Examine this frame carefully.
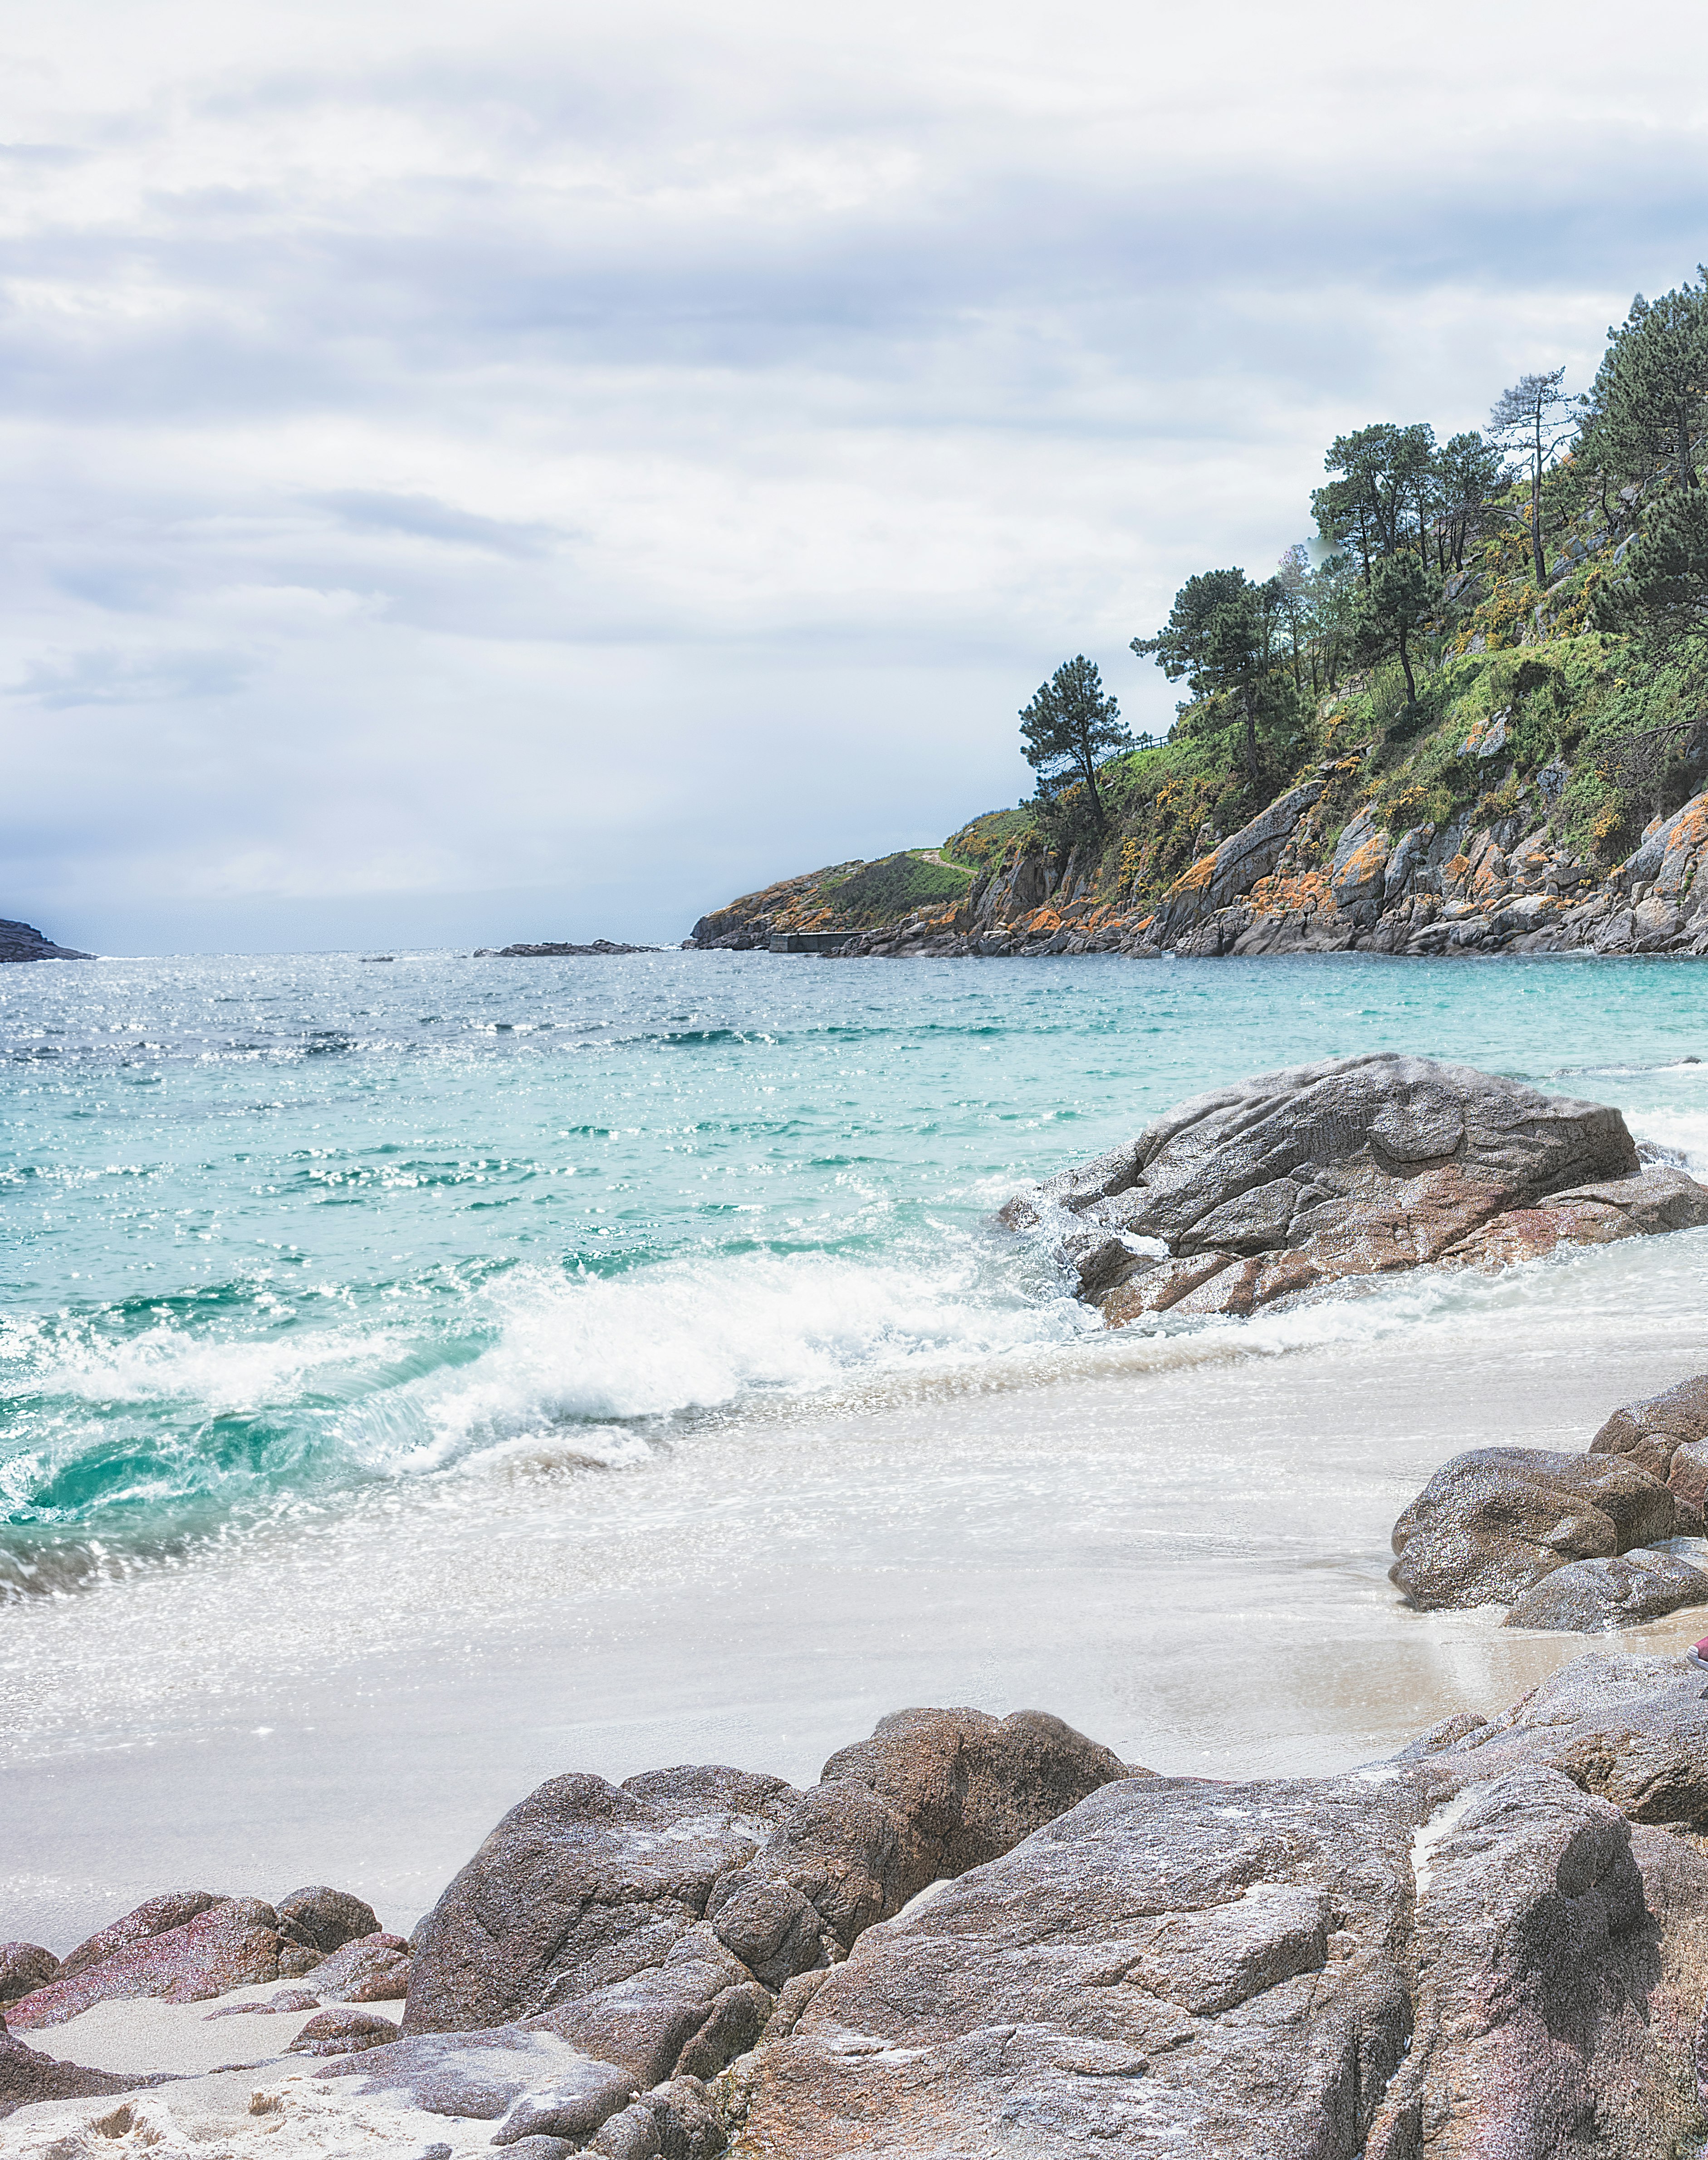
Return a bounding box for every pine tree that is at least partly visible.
[1488,370,1575,587]
[1017,656,1132,828]
[1586,275,1708,495]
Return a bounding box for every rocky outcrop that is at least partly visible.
[293,1930,410,2002]
[401,1708,1130,2080]
[1591,1371,1708,1523]
[723,1672,1708,2159]
[702,781,1708,963]
[6,1899,315,2030]
[1361,1767,1708,2157]
[286,2007,401,2057]
[754,1707,1131,1953]
[1389,1373,1708,1626]
[1000,1053,1708,1322]
[1390,1448,1682,1610]
[0,918,93,963]
[724,1768,1422,2157]
[401,1764,804,2039]
[54,1891,227,1983]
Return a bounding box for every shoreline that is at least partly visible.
[10,1232,1708,1956]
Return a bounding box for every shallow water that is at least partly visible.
[5,950,1708,1946]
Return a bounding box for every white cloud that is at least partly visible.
[5,0,1708,948]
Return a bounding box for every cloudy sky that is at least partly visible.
[6,0,1708,952]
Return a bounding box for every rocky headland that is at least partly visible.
[13,1636,1708,2156]
[690,781,1708,960]
[0,919,93,963]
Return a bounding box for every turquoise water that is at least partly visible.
[7,947,1708,1596]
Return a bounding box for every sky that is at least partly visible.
[7,0,1708,953]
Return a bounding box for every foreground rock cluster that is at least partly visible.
[15,1676,1708,2155]
[1001,1051,1708,1322]
[695,782,1708,961]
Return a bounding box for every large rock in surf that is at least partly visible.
[1001,1053,1708,1321]
[1389,1447,1679,1610]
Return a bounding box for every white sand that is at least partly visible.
[1,2072,500,2156]
[10,1982,332,2076]
[0,1989,455,2159]
[0,1986,517,2159]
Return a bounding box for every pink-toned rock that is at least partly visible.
[56,1891,227,1982]
[6,1899,287,2029]
[288,2007,401,2057]
[0,1945,59,2005]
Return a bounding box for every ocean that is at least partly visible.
[6,947,1708,1948]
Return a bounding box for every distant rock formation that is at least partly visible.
[0,919,93,963]
[473,939,655,957]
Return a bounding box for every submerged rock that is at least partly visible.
[1390,1447,1679,1611]
[1503,1547,1708,1630]
[1001,1053,1708,1322]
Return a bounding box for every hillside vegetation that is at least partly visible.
[691,271,1708,956]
